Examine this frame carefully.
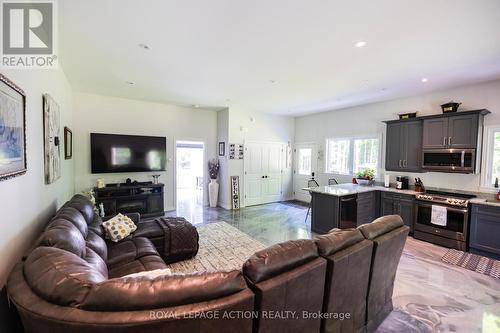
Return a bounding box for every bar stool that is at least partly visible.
[305,179,320,223]
[328,178,339,185]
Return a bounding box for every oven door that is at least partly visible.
[415,202,468,241]
[422,149,475,173]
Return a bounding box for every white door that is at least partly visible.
[244,142,283,206]
[294,144,317,202]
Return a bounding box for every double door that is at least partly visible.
[244,142,283,206]
[422,114,478,149]
[386,120,422,172]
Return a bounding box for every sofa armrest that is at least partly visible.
[125,212,141,224]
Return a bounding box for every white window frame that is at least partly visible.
[480,126,500,191]
[325,134,382,177]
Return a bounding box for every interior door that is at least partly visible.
[293,144,317,202]
[244,143,264,206]
[262,143,283,203]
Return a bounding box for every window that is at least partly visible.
[483,128,500,188]
[297,148,312,175]
[326,137,379,175]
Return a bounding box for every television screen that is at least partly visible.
[91,133,166,173]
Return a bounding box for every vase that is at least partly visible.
[208,179,219,207]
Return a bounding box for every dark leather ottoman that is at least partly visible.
[134,217,199,264]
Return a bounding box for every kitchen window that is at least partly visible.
[326,136,379,175]
[482,127,500,188]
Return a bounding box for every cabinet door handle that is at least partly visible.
[403,160,407,168]
[398,160,402,168]
[443,137,446,146]
[448,137,452,146]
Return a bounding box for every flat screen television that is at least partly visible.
[90,133,166,173]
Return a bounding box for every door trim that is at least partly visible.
[174,138,206,208]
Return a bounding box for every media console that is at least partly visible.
[94,182,165,220]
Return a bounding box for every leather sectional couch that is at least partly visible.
[7,194,409,333]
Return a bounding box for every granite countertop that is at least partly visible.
[303,183,500,208]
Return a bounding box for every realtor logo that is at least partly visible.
[1,1,57,68]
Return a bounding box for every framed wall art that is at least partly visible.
[43,94,61,184]
[64,126,72,159]
[0,74,26,181]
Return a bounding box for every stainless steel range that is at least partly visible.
[414,190,476,250]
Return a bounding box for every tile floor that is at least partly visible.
[164,200,500,333]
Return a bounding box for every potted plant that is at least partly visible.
[208,159,220,207]
[355,168,375,186]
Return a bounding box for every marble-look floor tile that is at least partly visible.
[163,200,500,333]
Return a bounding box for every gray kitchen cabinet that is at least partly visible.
[422,118,448,148]
[470,204,500,260]
[357,191,380,226]
[423,113,479,149]
[380,192,414,233]
[311,193,340,234]
[385,120,422,172]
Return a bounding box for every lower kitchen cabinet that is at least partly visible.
[357,191,380,226]
[470,204,500,259]
[381,192,415,233]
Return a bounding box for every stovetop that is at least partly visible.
[416,190,476,207]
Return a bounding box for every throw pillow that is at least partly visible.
[102,214,137,242]
[122,268,172,279]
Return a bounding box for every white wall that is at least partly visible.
[225,109,295,207]
[216,109,231,208]
[73,93,217,211]
[295,79,500,192]
[0,69,74,287]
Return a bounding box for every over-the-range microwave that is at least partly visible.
[422,149,476,173]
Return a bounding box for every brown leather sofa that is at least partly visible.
[7,194,408,333]
[243,239,327,333]
[7,195,254,333]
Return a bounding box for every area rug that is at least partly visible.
[165,221,266,273]
[441,249,500,279]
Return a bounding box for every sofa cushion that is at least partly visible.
[24,247,106,307]
[314,228,365,256]
[108,255,167,278]
[64,194,95,225]
[358,215,404,240]
[85,230,108,260]
[84,247,109,279]
[54,206,88,238]
[107,237,159,268]
[243,239,318,284]
[81,270,247,311]
[88,214,105,237]
[38,219,86,258]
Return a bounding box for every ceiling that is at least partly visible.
[59,0,500,116]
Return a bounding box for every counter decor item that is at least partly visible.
[208,159,220,207]
[152,174,160,184]
[384,174,390,188]
[96,178,105,188]
[441,101,461,113]
[0,74,27,181]
[355,168,375,186]
[396,176,409,190]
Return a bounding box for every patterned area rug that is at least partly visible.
[165,221,266,273]
[441,249,500,279]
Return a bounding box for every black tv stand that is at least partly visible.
[94,183,164,220]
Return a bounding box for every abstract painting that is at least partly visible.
[43,94,61,184]
[0,74,26,181]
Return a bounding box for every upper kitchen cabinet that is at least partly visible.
[423,111,483,149]
[385,119,422,172]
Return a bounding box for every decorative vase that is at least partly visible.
[208,179,219,207]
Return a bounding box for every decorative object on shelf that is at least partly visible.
[43,94,61,184]
[441,101,461,113]
[96,178,105,188]
[229,143,244,159]
[231,176,240,210]
[63,126,72,159]
[99,202,105,217]
[152,174,161,184]
[355,168,375,186]
[398,112,417,120]
[218,142,225,156]
[0,74,26,182]
[208,159,220,207]
[83,189,99,214]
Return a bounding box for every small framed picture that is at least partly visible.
[218,142,225,156]
[64,126,72,159]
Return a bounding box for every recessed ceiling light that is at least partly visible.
[421,78,428,83]
[138,43,150,50]
[354,41,367,48]
[125,81,135,85]
[269,80,276,84]
[193,104,200,108]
